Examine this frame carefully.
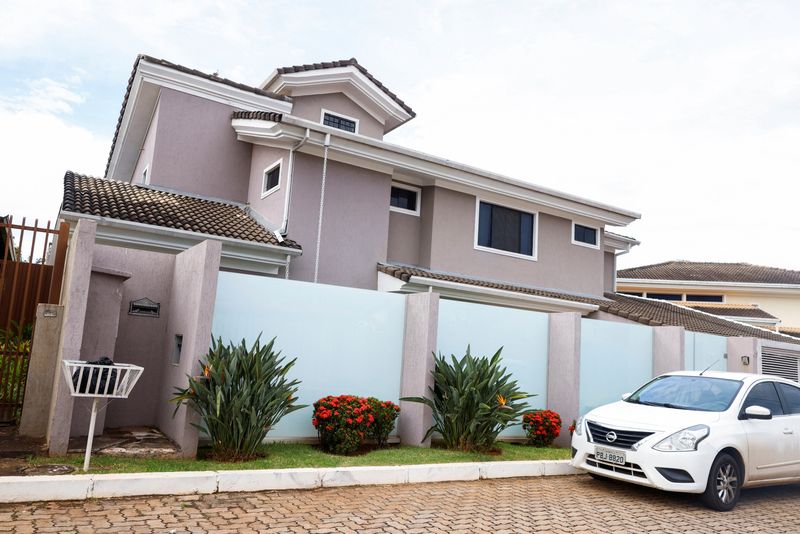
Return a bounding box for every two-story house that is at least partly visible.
[59,55,799,344]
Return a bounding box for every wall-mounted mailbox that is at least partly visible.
[128,297,160,317]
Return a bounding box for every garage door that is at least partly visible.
[760,347,800,382]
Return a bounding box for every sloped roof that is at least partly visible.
[274,58,415,118]
[618,261,800,285]
[62,172,300,249]
[378,263,799,344]
[678,303,779,320]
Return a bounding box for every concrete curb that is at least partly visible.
[0,460,581,503]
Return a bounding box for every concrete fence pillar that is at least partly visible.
[547,312,581,448]
[727,337,758,373]
[19,304,64,438]
[653,326,685,375]
[398,292,439,447]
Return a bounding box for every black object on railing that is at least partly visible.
[71,357,118,394]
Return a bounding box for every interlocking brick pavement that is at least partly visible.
[1,475,799,533]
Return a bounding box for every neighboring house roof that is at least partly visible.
[618,261,800,285]
[273,58,415,118]
[61,171,300,249]
[105,54,291,177]
[779,327,800,339]
[378,263,800,344]
[677,303,780,321]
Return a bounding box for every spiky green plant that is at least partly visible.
[172,335,305,461]
[402,346,532,452]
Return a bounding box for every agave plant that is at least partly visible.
[172,335,305,461]
[403,346,532,452]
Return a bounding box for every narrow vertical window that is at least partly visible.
[262,162,281,197]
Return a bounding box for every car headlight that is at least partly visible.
[653,425,709,452]
[575,416,585,437]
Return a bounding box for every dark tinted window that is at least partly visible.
[323,113,356,133]
[777,383,800,414]
[390,186,418,212]
[573,224,598,245]
[685,295,724,302]
[647,293,682,301]
[742,382,784,416]
[264,166,280,193]
[477,202,535,256]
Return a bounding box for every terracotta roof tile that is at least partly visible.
[231,110,283,121]
[62,171,300,249]
[618,261,800,285]
[378,263,799,344]
[275,58,415,118]
[678,302,779,320]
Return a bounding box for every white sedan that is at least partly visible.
[571,370,800,511]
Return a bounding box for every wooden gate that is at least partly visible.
[0,216,68,422]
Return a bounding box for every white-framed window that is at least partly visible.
[571,222,600,249]
[320,108,359,134]
[261,159,282,198]
[142,165,150,185]
[474,198,538,261]
[389,182,421,216]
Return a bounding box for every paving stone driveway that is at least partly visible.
[2,475,799,533]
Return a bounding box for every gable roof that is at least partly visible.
[618,261,800,285]
[378,263,799,344]
[272,58,415,118]
[105,54,291,178]
[62,171,300,249]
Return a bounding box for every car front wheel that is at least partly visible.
[702,453,742,511]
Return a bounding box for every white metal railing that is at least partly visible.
[62,360,143,398]
[61,360,144,471]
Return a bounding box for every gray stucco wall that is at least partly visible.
[290,93,385,139]
[247,145,290,227]
[424,187,606,296]
[604,251,616,293]
[387,211,420,266]
[148,88,252,202]
[287,153,391,289]
[92,245,175,429]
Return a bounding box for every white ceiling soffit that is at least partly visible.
[232,116,641,227]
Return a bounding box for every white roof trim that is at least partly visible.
[60,211,300,275]
[232,117,640,226]
[377,272,599,314]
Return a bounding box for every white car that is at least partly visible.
[571,370,800,511]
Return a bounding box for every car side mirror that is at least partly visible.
[621,392,631,401]
[744,405,772,420]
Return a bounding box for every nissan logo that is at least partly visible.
[605,431,617,443]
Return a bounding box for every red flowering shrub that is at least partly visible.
[310,395,371,454]
[522,409,562,447]
[568,419,577,436]
[366,397,400,447]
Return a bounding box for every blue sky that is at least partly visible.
[1,0,799,269]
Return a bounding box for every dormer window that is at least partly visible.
[262,160,281,198]
[321,109,358,134]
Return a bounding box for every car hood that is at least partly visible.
[586,401,721,433]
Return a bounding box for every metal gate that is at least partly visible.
[760,346,800,382]
[0,216,68,422]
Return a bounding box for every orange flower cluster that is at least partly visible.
[522,409,562,447]
[313,395,399,455]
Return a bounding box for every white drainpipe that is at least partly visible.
[313,133,332,283]
[279,128,311,235]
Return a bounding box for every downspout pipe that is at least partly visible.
[313,133,332,283]
[279,128,310,235]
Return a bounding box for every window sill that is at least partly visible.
[261,185,280,199]
[474,245,538,262]
[389,206,420,217]
[570,239,601,250]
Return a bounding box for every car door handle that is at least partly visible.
[784,429,795,435]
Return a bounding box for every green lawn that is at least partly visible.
[31,442,571,474]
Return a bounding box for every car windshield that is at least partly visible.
[625,375,742,412]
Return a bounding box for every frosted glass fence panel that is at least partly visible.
[580,319,653,416]
[212,272,406,439]
[437,299,549,438]
[685,332,728,372]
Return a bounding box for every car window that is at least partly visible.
[626,375,742,412]
[776,383,800,415]
[742,382,784,416]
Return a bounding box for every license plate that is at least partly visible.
[595,446,626,466]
